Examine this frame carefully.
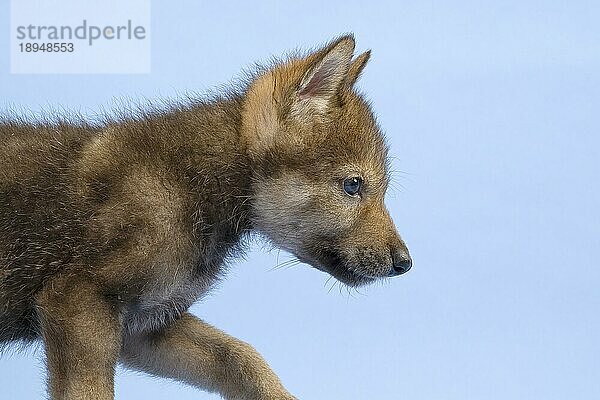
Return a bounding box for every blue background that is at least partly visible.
[1,1,599,399]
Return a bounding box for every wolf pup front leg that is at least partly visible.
[36,276,122,400]
[121,313,296,400]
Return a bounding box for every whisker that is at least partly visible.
[268,258,301,272]
[326,277,338,294]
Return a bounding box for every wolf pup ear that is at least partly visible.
[295,35,355,113]
[241,35,357,157]
[345,50,371,87]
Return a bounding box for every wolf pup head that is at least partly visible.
[242,35,411,287]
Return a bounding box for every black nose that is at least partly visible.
[390,248,412,276]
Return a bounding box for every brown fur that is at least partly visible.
[0,35,411,399]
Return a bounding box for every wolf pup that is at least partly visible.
[0,35,411,399]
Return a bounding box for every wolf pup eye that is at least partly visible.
[343,177,363,196]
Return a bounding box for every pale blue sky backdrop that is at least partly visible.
[1,1,599,399]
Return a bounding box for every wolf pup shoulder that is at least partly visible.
[0,35,411,400]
